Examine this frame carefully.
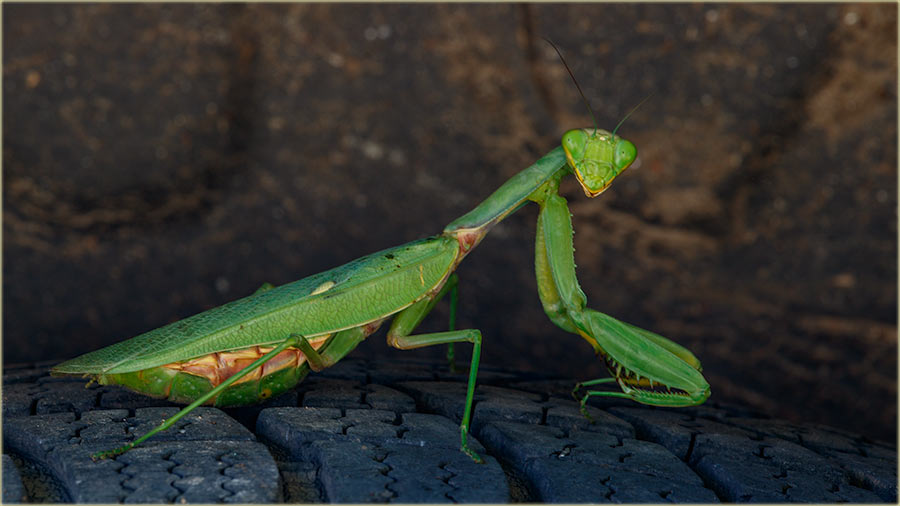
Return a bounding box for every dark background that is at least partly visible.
[4,4,897,442]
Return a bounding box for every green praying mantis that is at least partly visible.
[52,49,710,464]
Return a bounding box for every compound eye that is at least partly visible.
[561,129,588,160]
[614,139,637,170]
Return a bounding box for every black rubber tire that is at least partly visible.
[3,359,896,503]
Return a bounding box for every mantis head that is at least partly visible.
[562,128,637,198]
[541,39,646,198]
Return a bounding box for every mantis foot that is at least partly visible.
[91,442,133,462]
[572,383,596,423]
[460,425,484,464]
[578,396,595,423]
[571,381,583,403]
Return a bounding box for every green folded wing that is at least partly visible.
[53,236,458,375]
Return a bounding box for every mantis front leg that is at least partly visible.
[531,183,710,409]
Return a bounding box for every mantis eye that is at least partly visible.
[561,129,588,161]
[614,139,637,170]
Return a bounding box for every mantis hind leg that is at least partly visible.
[93,334,304,461]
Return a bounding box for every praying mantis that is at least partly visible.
[51,49,710,464]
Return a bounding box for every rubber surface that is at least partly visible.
[3,359,896,503]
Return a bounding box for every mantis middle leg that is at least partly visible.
[383,274,485,463]
[291,277,462,374]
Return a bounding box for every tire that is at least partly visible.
[3,359,896,503]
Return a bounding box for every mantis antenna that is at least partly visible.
[612,92,655,137]
[543,38,600,135]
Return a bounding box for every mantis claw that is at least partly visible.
[571,381,583,403]
[577,395,596,423]
[571,381,596,421]
[460,425,484,464]
[91,442,133,462]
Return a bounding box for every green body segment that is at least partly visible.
[444,147,566,233]
[532,184,588,338]
[537,192,588,318]
[619,321,704,372]
[575,309,709,405]
[54,236,460,376]
[562,128,637,197]
[97,362,310,407]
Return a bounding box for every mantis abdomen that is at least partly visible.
[96,341,324,407]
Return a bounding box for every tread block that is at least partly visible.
[398,381,635,438]
[479,421,718,503]
[2,454,28,503]
[257,407,487,454]
[299,378,417,413]
[311,440,508,503]
[257,406,507,502]
[2,377,174,420]
[57,442,278,503]
[608,407,750,460]
[610,406,891,502]
[2,409,278,503]
[691,433,887,502]
[728,417,898,502]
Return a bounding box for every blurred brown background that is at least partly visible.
[3,4,896,442]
